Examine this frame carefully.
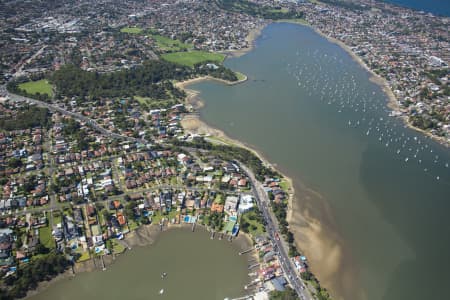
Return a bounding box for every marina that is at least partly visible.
[189,22,450,300]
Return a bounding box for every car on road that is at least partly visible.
[275,232,280,241]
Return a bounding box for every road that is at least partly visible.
[1,184,240,218]
[239,163,313,300]
[1,85,141,143]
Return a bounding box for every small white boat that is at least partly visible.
[159,289,164,295]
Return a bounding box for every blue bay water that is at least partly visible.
[189,23,450,300]
[384,0,450,16]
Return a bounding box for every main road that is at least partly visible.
[239,163,313,300]
[0,85,141,143]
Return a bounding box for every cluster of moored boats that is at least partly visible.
[284,48,448,182]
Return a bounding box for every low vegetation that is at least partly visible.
[120,26,143,34]
[269,287,299,300]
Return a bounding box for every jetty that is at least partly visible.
[239,247,255,255]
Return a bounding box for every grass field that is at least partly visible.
[161,50,225,67]
[152,34,192,51]
[240,211,265,236]
[134,96,153,105]
[120,27,143,34]
[279,179,290,191]
[39,226,54,249]
[18,79,53,97]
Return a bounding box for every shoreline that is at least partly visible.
[24,223,255,299]
[176,20,370,300]
[219,23,267,59]
[305,24,449,148]
[178,78,358,299]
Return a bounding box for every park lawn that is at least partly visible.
[120,26,143,34]
[241,211,265,237]
[134,95,153,105]
[279,179,290,192]
[18,79,53,97]
[39,226,54,249]
[152,34,192,51]
[161,50,225,67]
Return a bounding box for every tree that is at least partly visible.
[102,209,112,222]
[269,287,299,300]
[7,157,22,168]
[300,271,313,281]
[124,202,137,221]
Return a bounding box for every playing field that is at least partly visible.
[161,51,225,67]
[152,35,192,51]
[18,79,53,97]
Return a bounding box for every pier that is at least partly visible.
[244,278,260,290]
[239,247,255,255]
[101,255,106,271]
